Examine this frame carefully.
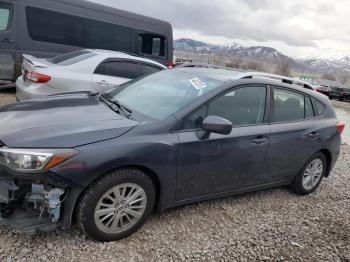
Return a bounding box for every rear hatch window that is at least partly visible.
[47,50,96,66]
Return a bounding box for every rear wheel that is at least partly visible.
[290,153,327,195]
[77,169,155,242]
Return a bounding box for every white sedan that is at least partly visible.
[16,49,166,101]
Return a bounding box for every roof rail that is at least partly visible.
[241,72,314,90]
[178,63,245,72]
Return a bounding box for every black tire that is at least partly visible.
[290,152,327,195]
[77,169,155,242]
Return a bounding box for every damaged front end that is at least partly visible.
[0,146,80,233]
[0,173,69,233]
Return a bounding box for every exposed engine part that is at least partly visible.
[45,188,65,222]
[0,178,18,204]
[25,184,65,222]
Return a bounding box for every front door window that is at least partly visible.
[183,86,267,130]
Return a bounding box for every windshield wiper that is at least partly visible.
[99,94,132,119]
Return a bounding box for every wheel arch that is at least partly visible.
[319,148,332,177]
[72,164,162,224]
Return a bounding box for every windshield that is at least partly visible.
[105,70,223,121]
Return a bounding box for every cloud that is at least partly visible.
[88,0,350,56]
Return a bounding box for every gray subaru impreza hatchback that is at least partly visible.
[0,67,345,241]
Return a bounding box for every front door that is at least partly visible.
[0,0,16,80]
[176,85,270,201]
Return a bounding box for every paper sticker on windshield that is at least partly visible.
[189,78,206,90]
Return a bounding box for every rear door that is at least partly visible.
[92,60,140,92]
[265,87,323,183]
[0,0,16,80]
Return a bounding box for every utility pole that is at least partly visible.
[207,50,211,64]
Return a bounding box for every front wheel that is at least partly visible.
[77,169,156,242]
[290,153,327,195]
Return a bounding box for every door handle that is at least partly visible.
[2,38,14,43]
[251,136,268,145]
[307,132,320,139]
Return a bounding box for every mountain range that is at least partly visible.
[174,38,350,73]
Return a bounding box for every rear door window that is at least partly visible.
[305,96,314,118]
[95,61,140,79]
[141,64,162,75]
[272,89,305,122]
[311,98,326,116]
[0,2,13,31]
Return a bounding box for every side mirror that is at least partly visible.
[197,116,232,139]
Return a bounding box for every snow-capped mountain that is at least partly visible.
[297,49,346,61]
[296,48,350,72]
[234,46,292,63]
[174,38,350,73]
[174,38,291,64]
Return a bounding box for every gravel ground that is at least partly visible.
[0,92,349,261]
[0,91,16,106]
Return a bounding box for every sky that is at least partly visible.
[89,0,350,58]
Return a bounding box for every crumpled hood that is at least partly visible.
[0,94,139,148]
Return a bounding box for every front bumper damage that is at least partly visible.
[0,169,82,233]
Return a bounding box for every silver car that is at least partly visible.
[16,49,166,101]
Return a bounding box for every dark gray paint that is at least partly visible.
[0,72,342,228]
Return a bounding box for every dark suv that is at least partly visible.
[0,68,344,242]
[329,86,350,101]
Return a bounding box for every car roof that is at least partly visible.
[86,49,167,68]
[175,67,244,82]
[174,66,315,91]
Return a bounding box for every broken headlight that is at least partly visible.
[0,148,78,173]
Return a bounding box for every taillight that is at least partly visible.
[167,60,175,69]
[25,71,51,83]
[336,121,345,135]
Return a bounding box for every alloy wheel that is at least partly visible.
[94,183,147,234]
[302,159,324,190]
